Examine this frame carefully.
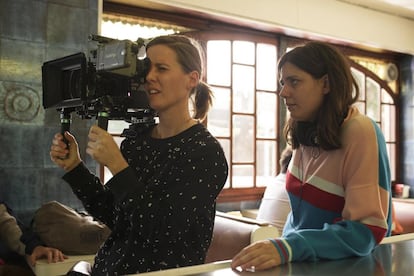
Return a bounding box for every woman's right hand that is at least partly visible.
[50,131,82,172]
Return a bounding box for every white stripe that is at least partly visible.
[290,164,344,197]
[280,239,293,262]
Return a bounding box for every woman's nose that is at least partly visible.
[278,86,288,98]
[145,67,155,82]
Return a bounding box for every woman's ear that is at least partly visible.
[187,71,199,90]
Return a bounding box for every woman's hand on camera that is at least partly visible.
[50,132,82,172]
[87,125,128,175]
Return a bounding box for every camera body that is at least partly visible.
[42,35,156,131]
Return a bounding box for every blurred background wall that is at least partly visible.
[0,0,99,223]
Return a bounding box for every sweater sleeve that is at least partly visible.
[0,204,25,256]
[63,163,117,229]
[0,203,44,256]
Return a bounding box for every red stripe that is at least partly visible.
[286,172,345,213]
[365,224,387,244]
[275,239,289,262]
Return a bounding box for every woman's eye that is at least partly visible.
[156,65,168,72]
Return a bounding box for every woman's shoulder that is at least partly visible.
[183,124,222,146]
[341,106,382,144]
[342,107,377,132]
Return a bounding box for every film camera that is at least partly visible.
[42,34,156,134]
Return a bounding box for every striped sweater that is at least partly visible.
[271,106,392,263]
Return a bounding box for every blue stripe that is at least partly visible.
[371,119,392,236]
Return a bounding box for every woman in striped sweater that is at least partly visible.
[232,41,392,271]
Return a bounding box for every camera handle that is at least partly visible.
[60,109,72,139]
[97,111,109,131]
[59,109,72,159]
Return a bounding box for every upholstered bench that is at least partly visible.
[392,198,414,234]
[205,211,279,263]
[32,211,279,275]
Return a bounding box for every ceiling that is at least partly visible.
[106,0,414,20]
[340,0,414,20]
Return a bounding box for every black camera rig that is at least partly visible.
[42,34,156,134]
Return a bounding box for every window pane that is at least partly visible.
[352,68,365,101]
[233,41,255,65]
[382,88,394,104]
[218,138,230,164]
[366,77,380,121]
[207,40,231,86]
[387,143,396,181]
[355,101,366,114]
[101,17,179,40]
[104,136,124,183]
[382,104,396,142]
[257,92,277,138]
[232,165,254,188]
[256,140,276,187]
[257,43,277,91]
[208,87,231,137]
[233,64,255,113]
[218,138,231,189]
[107,120,130,135]
[232,115,254,162]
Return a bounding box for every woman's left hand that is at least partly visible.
[28,246,67,266]
[87,125,128,175]
[231,240,282,272]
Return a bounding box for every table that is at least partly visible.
[138,237,414,276]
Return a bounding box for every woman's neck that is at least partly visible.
[152,115,198,138]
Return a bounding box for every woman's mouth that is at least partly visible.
[148,89,160,95]
[286,103,296,111]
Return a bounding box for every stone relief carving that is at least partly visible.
[0,81,42,123]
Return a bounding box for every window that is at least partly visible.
[350,60,398,180]
[205,37,281,202]
[101,13,191,40]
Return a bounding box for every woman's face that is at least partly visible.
[278,62,329,122]
[144,44,198,115]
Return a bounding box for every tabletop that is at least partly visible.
[138,236,414,276]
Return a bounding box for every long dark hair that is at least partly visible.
[146,35,213,121]
[278,41,360,150]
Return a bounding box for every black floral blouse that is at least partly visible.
[63,123,228,275]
